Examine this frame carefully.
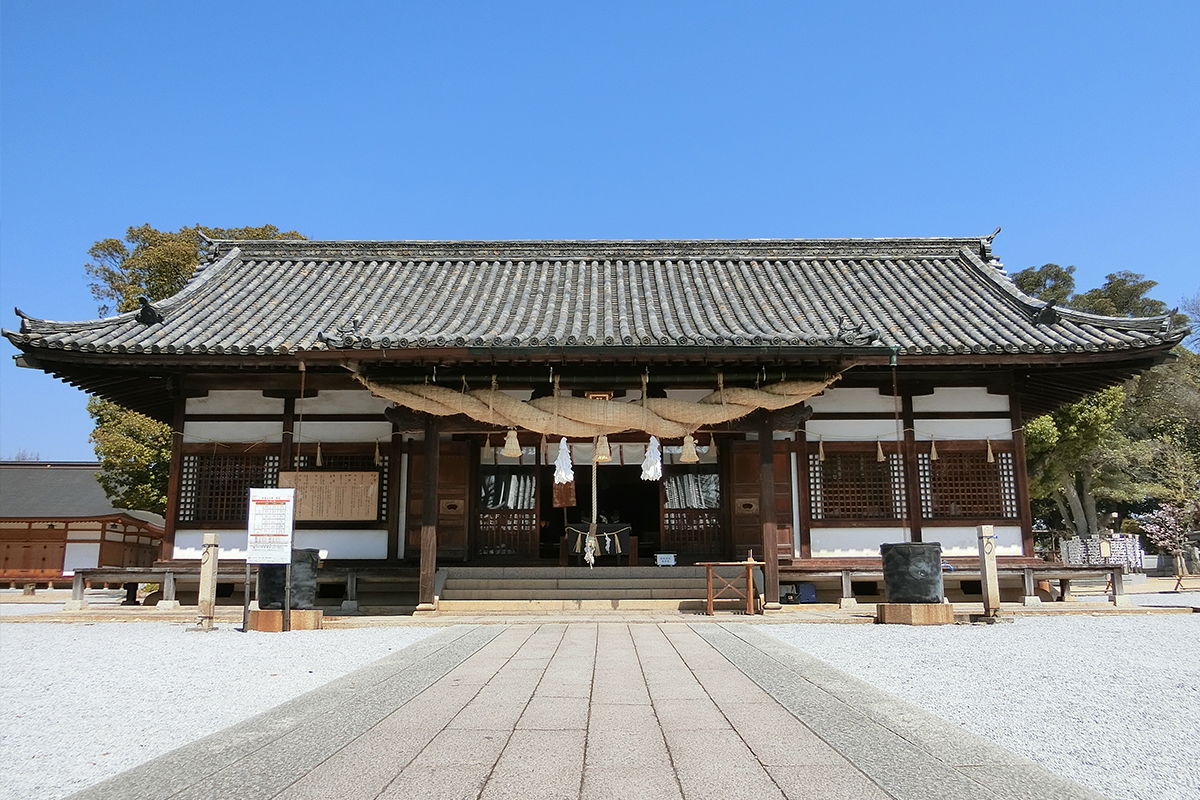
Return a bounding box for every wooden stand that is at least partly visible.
[248,609,323,632]
[876,603,954,626]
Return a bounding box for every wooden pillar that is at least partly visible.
[387,423,403,561]
[1009,389,1036,558]
[161,391,187,562]
[759,413,781,610]
[416,416,440,610]
[796,422,813,559]
[900,393,924,543]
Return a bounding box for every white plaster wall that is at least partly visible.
[66,530,99,541]
[292,421,393,443]
[174,529,388,561]
[811,527,912,557]
[912,419,1013,441]
[184,421,283,443]
[186,391,285,415]
[912,387,1009,413]
[62,543,101,575]
[806,388,897,414]
[806,419,905,441]
[104,531,123,542]
[924,526,1024,557]
[296,390,393,414]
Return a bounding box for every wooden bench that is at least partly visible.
[779,559,1130,606]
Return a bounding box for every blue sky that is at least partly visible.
[2,1,1197,461]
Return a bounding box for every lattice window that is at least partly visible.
[918,450,1017,519]
[809,452,905,520]
[179,454,279,523]
[477,511,538,556]
[663,510,722,554]
[293,453,389,521]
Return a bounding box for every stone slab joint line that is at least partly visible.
[473,624,569,800]
[629,623,689,800]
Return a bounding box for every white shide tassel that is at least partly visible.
[554,437,575,484]
[641,436,663,480]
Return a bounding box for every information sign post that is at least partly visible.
[246,489,296,632]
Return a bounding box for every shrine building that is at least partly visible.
[5,235,1188,610]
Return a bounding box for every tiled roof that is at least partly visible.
[5,237,1189,359]
[0,462,165,526]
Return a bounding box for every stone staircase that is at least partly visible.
[434,565,751,614]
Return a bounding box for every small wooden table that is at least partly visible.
[698,561,762,615]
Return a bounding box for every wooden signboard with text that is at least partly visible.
[277,471,379,521]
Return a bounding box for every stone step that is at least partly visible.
[434,597,750,614]
[442,577,708,591]
[440,587,707,601]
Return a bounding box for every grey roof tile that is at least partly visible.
[5,237,1189,358]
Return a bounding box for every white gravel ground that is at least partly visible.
[2,595,1198,800]
[0,620,442,800]
[764,604,1200,800]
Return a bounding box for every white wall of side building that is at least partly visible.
[174,529,389,561]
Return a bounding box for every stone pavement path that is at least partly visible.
[72,622,1107,800]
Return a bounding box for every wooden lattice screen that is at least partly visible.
[918,451,1018,519]
[808,452,906,521]
[662,510,722,554]
[179,454,280,523]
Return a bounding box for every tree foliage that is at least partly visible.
[85,224,305,511]
[1017,264,1200,541]
[86,224,304,316]
[88,397,171,515]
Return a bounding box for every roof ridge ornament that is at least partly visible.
[136,297,164,326]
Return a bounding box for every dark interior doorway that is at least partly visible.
[540,465,660,557]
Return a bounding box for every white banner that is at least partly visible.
[246,488,295,564]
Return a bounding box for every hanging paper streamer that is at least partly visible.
[929,439,939,461]
[553,437,575,484]
[986,439,995,463]
[501,429,521,458]
[481,436,493,462]
[680,433,699,463]
[316,442,324,467]
[708,434,718,459]
[876,440,885,462]
[818,437,826,462]
[641,436,663,480]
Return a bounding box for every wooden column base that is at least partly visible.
[876,603,954,626]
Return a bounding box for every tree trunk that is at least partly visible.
[1052,491,1076,536]
[1079,471,1099,535]
[1061,480,1088,537]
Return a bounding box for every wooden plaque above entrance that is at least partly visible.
[277,471,379,521]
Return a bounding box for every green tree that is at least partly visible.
[1018,265,1199,539]
[86,224,304,316]
[88,397,172,514]
[86,224,305,511]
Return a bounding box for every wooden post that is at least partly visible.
[162,393,187,561]
[977,524,1000,616]
[195,532,220,631]
[759,413,781,611]
[416,416,440,612]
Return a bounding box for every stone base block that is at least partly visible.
[247,609,323,632]
[876,603,955,626]
[155,600,182,611]
[63,600,87,611]
[339,600,360,614]
[1022,595,1042,606]
[838,597,859,609]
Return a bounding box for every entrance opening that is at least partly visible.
[540,465,660,561]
